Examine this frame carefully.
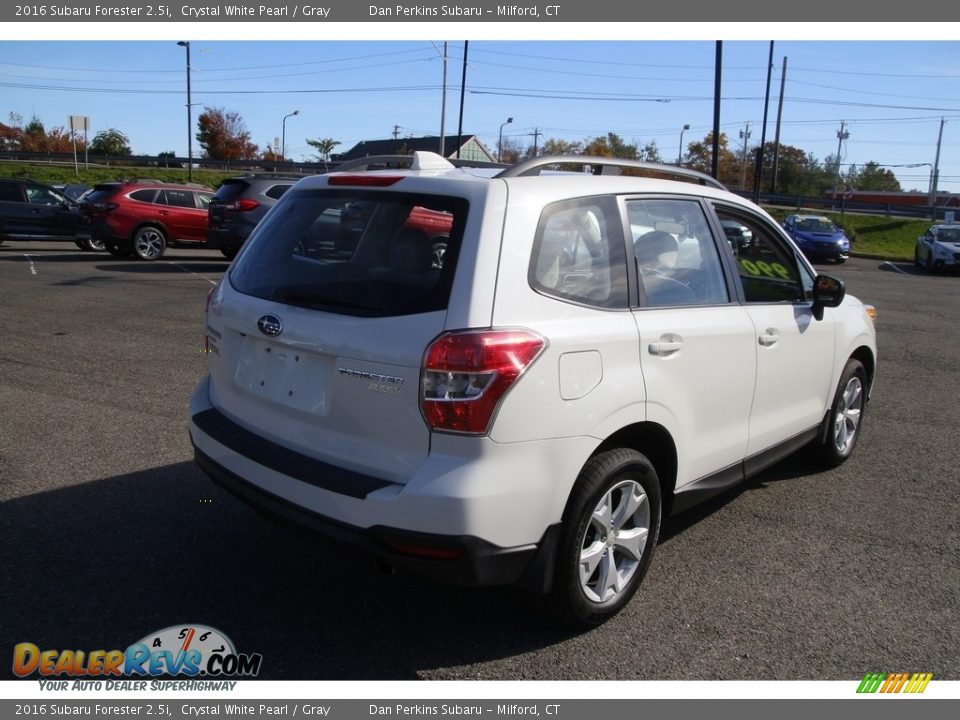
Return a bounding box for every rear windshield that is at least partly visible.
[212,179,249,202]
[86,184,123,204]
[229,189,467,318]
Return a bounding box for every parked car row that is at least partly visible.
[0,174,302,261]
[3,175,954,279]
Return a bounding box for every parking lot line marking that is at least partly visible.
[882,261,909,275]
[23,254,37,275]
[164,261,218,286]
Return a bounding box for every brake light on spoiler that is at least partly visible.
[327,175,404,187]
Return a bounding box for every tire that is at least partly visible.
[813,358,867,468]
[925,250,934,273]
[75,238,106,252]
[914,246,922,268]
[548,448,661,627]
[132,225,167,261]
[106,243,132,258]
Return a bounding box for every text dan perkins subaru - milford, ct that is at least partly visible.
[368,5,560,16]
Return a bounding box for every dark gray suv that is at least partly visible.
[207,175,299,259]
[0,178,99,250]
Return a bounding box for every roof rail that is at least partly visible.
[331,153,508,173]
[495,155,727,190]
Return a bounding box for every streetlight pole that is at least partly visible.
[739,122,751,189]
[176,41,192,182]
[677,123,690,165]
[498,117,513,162]
[282,110,300,164]
[832,121,850,208]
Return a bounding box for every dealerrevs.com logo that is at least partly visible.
[13,625,262,679]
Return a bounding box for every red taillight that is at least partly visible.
[231,199,259,211]
[328,175,403,187]
[421,329,546,435]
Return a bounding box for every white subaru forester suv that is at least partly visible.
[190,152,876,626]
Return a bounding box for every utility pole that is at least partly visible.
[439,42,447,156]
[529,128,542,156]
[832,121,850,208]
[752,41,774,203]
[928,117,945,219]
[392,125,400,140]
[770,56,787,193]
[455,40,468,159]
[712,41,722,180]
[739,122,751,189]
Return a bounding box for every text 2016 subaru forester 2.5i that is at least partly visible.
[189,153,876,626]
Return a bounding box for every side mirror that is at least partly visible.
[812,274,845,321]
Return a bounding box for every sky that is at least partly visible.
[0,35,958,192]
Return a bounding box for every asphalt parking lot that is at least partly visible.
[0,243,957,681]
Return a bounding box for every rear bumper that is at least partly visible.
[206,226,248,251]
[193,445,556,588]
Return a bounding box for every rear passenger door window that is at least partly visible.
[528,196,628,309]
[626,198,729,308]
[161,189,196,209]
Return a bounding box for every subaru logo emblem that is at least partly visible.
[257,314,283,337]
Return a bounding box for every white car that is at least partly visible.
[189,152,877,626]
[915,224,960,272]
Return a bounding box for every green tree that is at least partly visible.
[540,138,584,157]
[90,128,132,156]
[847,161,902,192]
[583,132,637,159]
[636,140,663,163]
[196,107,258,161]
[305,137,341,164]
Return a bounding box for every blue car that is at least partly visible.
[783,214,850,263]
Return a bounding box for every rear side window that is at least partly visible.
[129,189,158,203]
[230,189,466,318]
[265,184,293,200]
[528,196,628,309]
[0,183,23,202]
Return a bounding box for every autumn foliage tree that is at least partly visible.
[1,114,79,153]
[196,107,258,161]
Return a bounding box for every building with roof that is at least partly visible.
[337,135,496,164]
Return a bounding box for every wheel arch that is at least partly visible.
[849,344,876,397]
[592,421,678,516]
[131,220,168,240]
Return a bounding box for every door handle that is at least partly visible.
[758,328,780,347]
[648,339,683,356]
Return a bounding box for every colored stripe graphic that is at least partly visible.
[857,672,932,694]
[857,673,885,693]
